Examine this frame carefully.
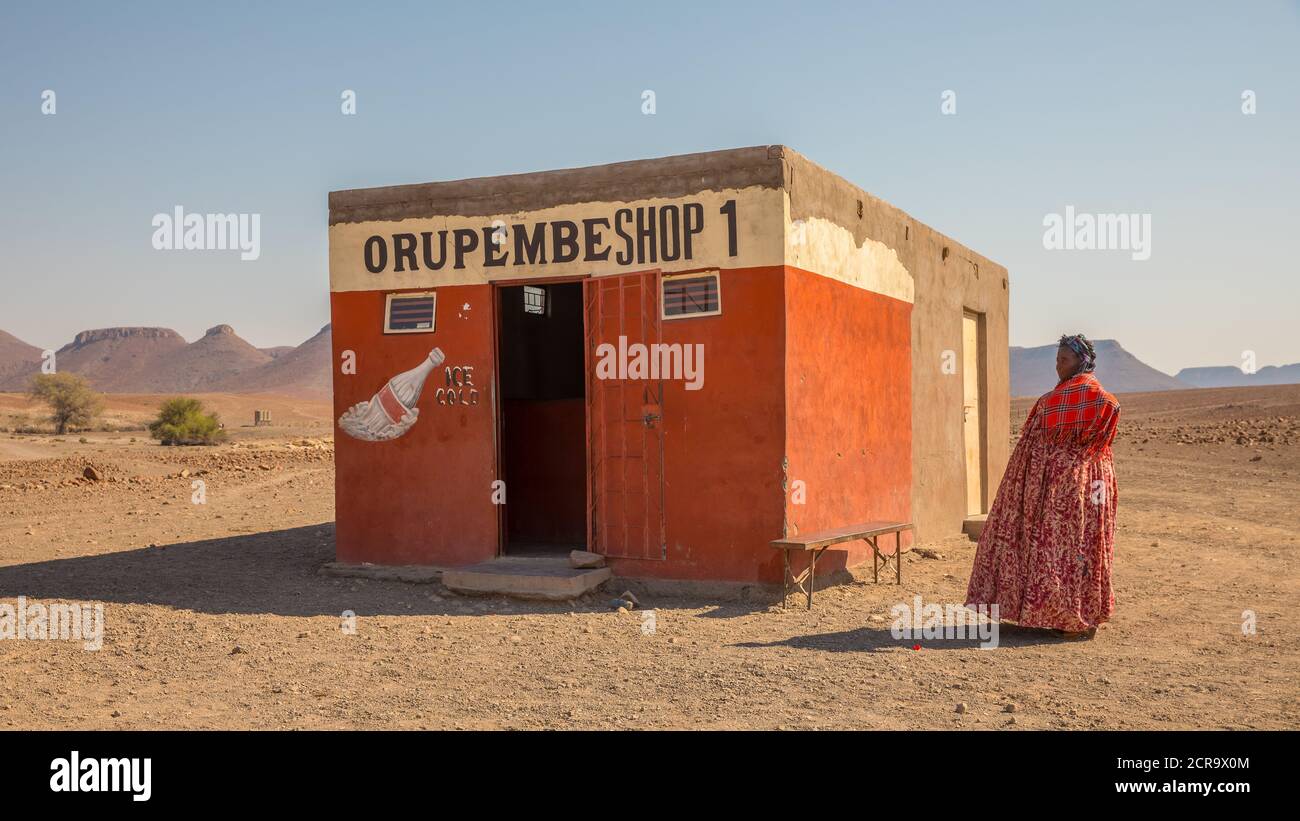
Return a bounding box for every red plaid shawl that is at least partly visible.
[1026,372,1121,454]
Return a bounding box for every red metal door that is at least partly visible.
[584,271,666,560]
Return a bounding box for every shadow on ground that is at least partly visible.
[0,524,351,616]
[0,525,776,619]
[734,622,1070,652]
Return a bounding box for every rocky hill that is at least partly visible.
[0,325,331,398]
[1176,363,1300,388]
[216,325,332,397]
[160,325,273,392]
[46,327,189,393]
[0,330,43,385]
[1011,339,1192,397]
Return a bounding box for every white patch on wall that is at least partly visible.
[784,212,914,304]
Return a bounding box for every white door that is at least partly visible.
[962,312,984,515]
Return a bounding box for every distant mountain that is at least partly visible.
[47,327,189,393]
[162,325,272,392]
[218,324,332,397]
[1176,363,1300,388]
[0,324,331,398]
[1011,339,1192,397]
[9,319,1293,401]
[0,329,43,386]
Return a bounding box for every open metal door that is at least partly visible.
[584,271,666,560]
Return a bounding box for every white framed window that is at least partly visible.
[383,291,437,334]
[661,271,721,320]
[523,285,546,315]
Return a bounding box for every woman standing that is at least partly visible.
[966,334,1121,639]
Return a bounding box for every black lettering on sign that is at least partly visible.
[636,207,657,264]
[583,217,611,262]
[483,227,507,267]
[613,209,634,265]
[720,199,738,257]
[421,231,448,270]
[658,205,680,262]
[393,233,418,272]
[514,223,547,266]
[364,235,387,273]
[356,199,736,272]
[453,228,479,269]
[683,203,704,259]
[552,220,579,263]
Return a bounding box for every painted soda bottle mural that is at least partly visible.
[339,348,445,441]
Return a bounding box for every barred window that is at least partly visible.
[661,272,721,319]
[523,285,546,315]
[384,291,437,333]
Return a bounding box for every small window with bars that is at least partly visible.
[661,271,721,320]
[383,291,437,334]
[523,285,546,316]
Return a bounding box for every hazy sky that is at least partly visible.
[1,1,1296,375]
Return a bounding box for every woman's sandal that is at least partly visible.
[1052,627,1097,640]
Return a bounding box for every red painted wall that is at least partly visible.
[331,285,499,566]
[603,265,787,583]
[781,265,913,577]
[332,265,909,585]
[502,398,586,545]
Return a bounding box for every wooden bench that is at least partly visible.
[771,521,913,609]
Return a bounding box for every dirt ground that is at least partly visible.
[0,392,331,439]
[0,386,1296,730]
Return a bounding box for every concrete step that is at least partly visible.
[962,514,988,541]
[442,556,612,600]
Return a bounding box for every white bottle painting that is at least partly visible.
[338,348,445,442]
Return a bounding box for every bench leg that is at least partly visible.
[786,553,815,609]
[799,546,829,609]
[807,548,816,610]
[867,535,903,585]
[782,549,790,610]
[896,530,902,584]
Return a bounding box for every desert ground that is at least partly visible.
[0,386,1296,730]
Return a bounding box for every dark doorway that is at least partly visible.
[496,281,587,554]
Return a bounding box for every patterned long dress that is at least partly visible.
[965,372,1121,632]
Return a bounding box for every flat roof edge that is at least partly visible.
[327,143,1005,272]
[328,145,788,224]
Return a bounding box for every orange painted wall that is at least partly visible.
[781,265,913,577]
[332,265,908,585]
[603,265,787,583]
[502,398,585,545]
[331,285,499,566]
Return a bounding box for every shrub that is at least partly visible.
[148,398,228,446]
[28,373,104,435]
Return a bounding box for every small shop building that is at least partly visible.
[328,145,1008,585]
